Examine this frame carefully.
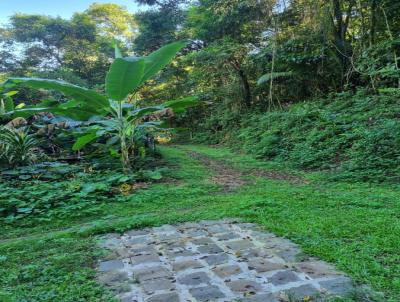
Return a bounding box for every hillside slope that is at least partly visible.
[194,91,400,182]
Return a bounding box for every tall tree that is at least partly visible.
[84,3,137,44]
[132,0,187,54]
[185,0,272,43]
[5,14,74,68]
[0,4,138,85]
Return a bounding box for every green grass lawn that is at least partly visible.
[1,145,399,301]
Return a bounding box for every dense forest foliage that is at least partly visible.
[1,0,399,182]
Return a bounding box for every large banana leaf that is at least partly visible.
[105,58,145,101]
[140,41,187,85]
[129,96,198,120]
[4,78,110,119]
[5,78,108,108]
[8,99,106,121]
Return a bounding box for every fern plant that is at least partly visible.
[257,71,295,85]
[0,127,41,166]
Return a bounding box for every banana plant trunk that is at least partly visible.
[118,102,132,174]
[120,135,131,174]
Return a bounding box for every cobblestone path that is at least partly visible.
[97,220,356,301]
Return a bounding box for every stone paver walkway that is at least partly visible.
[97,220,355,302]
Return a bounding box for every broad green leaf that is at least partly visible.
[5,78,108,108]
[141,41,187,84]
[106,58,145,101]
[72,133,98,151]
[10,102,99,121]
[10,106,56,119]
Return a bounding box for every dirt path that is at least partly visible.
[188,152,247,192]
[187,150,308,192]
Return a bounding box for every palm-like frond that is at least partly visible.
[257,71,295,85]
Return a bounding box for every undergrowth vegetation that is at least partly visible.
[0,162,164,224]
[193,90,400,182]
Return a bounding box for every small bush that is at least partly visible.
[0,127,43,167]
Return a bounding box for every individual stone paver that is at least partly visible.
[212,264,242,278]
[166,248,198,259]
[98,259,124,272]
[202,253,230,265]
[146,292,180,302]
[98,271,129,286]
[240,293,280,302]
[178,271,211,286]
[172,259,204,271]
[197,243,224,254]
[131,253,160,265]
[285,284,320,300]
[268,270,302,286]
[226,280,262,293]
[186,229,209,237]
[295,259,341,278]
[216,232,241,241]
[225,239,255,251]
[97,219,359,301]
[319,276,354,296]
[192,237,215,246]
[247,258,286,273]
[126,236,149,245]
[141,278,176,294]
[134,266,172,281]
[189,285,226,301]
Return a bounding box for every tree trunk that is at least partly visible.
[238,69,252,109]
[330,0,355,86]
[370,0,377,46]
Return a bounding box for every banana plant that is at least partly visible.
[2,41,198,173]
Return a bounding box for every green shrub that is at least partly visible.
[0,166,166,223]
[0,127,43,167]
[341,121,400,182]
